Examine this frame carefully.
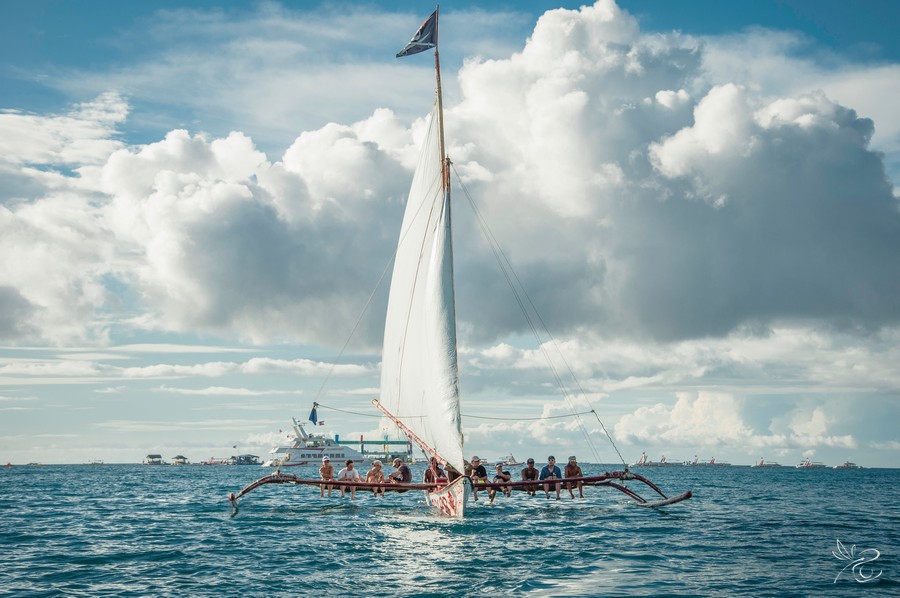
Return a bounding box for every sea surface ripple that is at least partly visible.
[1,463,897,596]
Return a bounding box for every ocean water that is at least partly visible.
[1,463,897,597]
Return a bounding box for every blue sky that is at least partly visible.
[1,1,899,467]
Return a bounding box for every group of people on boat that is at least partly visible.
[430,454,584,502]
[318,456,411,499]
[465,455,584,502]
[316,454,585,502]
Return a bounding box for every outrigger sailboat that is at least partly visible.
[228,7,691,517]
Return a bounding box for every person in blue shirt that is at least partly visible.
[539,455,562,500]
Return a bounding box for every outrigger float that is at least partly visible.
[228,7,691,517]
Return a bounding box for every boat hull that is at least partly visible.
[424,477,471,518]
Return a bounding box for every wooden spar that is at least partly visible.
[372,399,445,466]
[433,5,450,192]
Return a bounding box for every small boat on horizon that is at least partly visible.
[684,455,731,466]
[144,454,167,465]
[833,461,861,469]
[172,455,190,466]
[498,453,524,467]
[796,457,827,469]
[632,452,682,467]
[751,457,781,468]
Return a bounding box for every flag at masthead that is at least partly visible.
[396,6,448,191]
[395,9,438,57]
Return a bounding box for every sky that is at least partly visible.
[1,0,899,467]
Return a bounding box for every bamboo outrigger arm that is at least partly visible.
[227,469,691,516]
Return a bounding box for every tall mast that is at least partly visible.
[433,5,450,192]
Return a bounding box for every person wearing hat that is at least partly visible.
[488,462,512,504]
[468,456,488,501]
[539,455,562,500]
[388,457,412,484]
[366,460,386,497]
[319,456,334,497]
[564,456,584,499]
[521,458,539,496]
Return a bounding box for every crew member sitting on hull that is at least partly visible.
[489,462,511,504]
[468,456,488,501]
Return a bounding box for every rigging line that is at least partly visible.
[310,251,394,406]
[451,170,609,464]
[310,152,442,407]
[451,166,599,462]
[317,404,382,418]
[451,165,616,466]
[462,410,595,421]
[318,403,593,422]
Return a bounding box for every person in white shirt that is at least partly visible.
[336,459,363,499]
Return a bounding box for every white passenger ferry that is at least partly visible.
[261,416,413,467]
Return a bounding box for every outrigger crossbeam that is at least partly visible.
[227,468,691,516]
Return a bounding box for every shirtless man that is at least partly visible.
[521,458,539,496]
[366,460,386,497]
[319,456,334,497]
[564,455,584,498]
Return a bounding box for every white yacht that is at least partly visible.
[263,418,413,469]
[796,457,827,469]
[833,461,861,469]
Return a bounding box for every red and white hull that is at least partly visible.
[424,477,471,518]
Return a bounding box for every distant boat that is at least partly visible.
[498,453,524,467]
[144,454,167,465]
[833,461,861,469]
[262,409,412,467]
[632,452,651,466]
[632,453,681,467]
[796,457,827,469]
[684,455,730,466]
[172,455,190,466]
[262,416,368,467]
[87,459,104,465]
[751,457,781,468]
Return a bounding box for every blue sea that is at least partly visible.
[1,463,897,597]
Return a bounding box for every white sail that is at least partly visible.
[380,98,465,475]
